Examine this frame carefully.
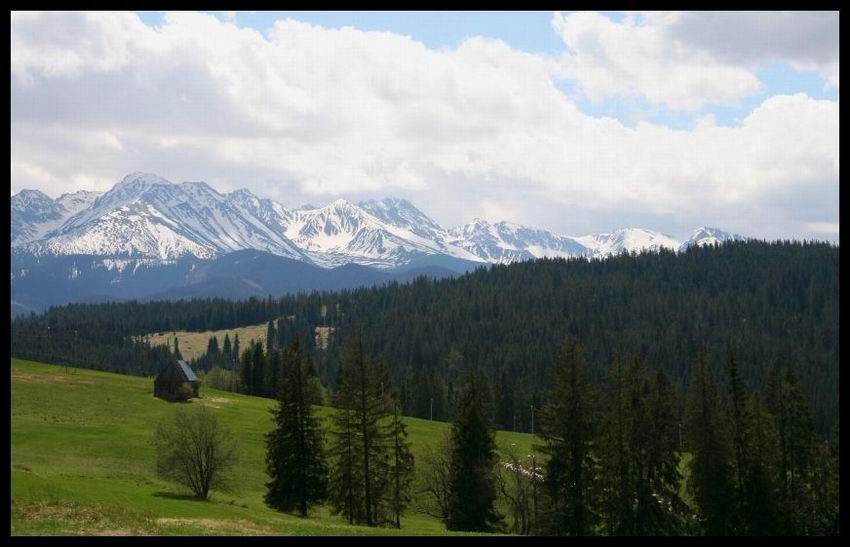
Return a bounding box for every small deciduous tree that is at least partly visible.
[154,406,238,500]
[497,444,544,535]
[417,433,452,522]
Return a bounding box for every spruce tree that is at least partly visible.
[536,337,599,536]
[173,337,182,360]
[766,362,816,534]
[740,392,780,535]
[276,317,287,348]
[639,368,687,535]
[495,365,514,431]
[207,335,220,356]
[326,329,391,526]
[239,347,252,394]
[597,354,633,535]
[267,348,281,399]
[265,335,328,516]
[327,385,362,524]
[387,396,414,528]
[685,353,736,535]
[222,332,232,365]
[267,319,277,352]
[725,352,747,533]
[252,341,266,397]
[446,367,502,532]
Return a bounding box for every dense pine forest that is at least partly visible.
[10,240,839,438]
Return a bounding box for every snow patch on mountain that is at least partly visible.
[11,188,102,245]
[678,227,747,252]
[24,173,307,261]
[11,172,748,269]
[575,228,681,258]
[447,218,589,264]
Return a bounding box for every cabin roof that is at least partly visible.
[176,360,198,382]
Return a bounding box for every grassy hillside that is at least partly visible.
[146,323,271,362]
[11,358,536,536]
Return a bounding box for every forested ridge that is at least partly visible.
[10,240,839,437]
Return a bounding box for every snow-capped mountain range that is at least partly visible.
[11,172,747,268]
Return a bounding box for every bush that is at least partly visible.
[176,382,195,401]
[201,367,243,393]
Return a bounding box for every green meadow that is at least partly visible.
[10,358,536,536]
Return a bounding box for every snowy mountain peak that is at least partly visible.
[575,228,680,258]
[328,198,357,210]
[115,172,171,189]
[12,188,53,203]
[11,171,747,269]
[679,226,747,252]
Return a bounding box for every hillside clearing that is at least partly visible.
[11,358,533,536]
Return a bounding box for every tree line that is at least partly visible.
[11,240,839,437]
[257,330,838,535]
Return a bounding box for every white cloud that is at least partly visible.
[666,11,839,88]
[551,11,839,110]
[551,11,763,110]
[10,11,839,241]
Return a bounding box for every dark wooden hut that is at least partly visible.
[154,360,200,401]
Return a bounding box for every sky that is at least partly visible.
[10,11,840,241]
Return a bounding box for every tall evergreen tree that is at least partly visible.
[173,336,182,360]
[267,319,277,352]
[536,337,599,536]
[267,348,281,399]
[239,347,252,394]
[765,362,816,534]
[495,365,515,431]
[232,333,240,370]
[265,335,328,516]
[326,329,391,526]
[685,353,736,535]
[446,367,502,532]
[252,341,266,396]
[638,368,687,535]
[387,396,414,528]
[725,352,747,533]
[597,354,633,535]
[207,335,220,356]
[327,383,362,524]
[740,392,780,535]
[222,332,232,365]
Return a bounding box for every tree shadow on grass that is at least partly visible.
[152,491,206,502]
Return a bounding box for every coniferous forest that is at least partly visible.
[11,240,838,439]
[9,240,840,535]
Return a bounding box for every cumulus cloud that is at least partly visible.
[552,11,763,110]
[10,11,839,241]
[552,11,839,109]
[666,11,839,87]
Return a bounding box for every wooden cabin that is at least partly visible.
[154,360,200,401]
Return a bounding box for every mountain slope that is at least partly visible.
[10,248,465,313]
[678,226,748,252]
[447,219,589,263]
[11,189,101,245]
[11,171,747,269]
[23,173,307,261]
[575,228,681,258]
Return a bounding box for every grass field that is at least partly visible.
[146,323,271,362]
[10,358,536,536]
